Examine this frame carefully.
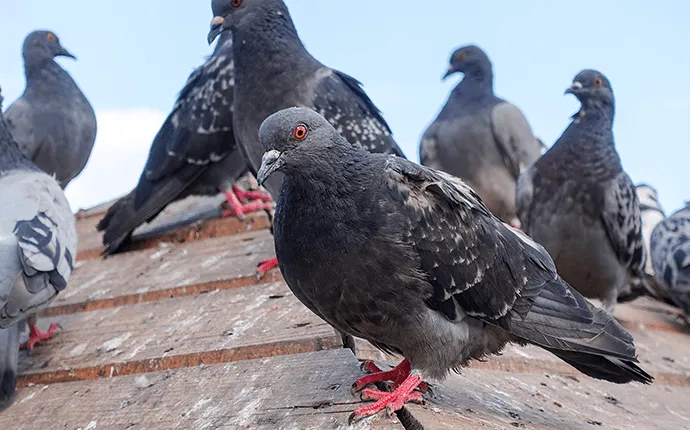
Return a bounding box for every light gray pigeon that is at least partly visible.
[4,30,97,188]
[257,107,651,423]
[0,85,77,409]
[96,0,271,255]
[207,0,406,275]
[420,45,542,225]
[650,202,690,323]
[636,184,665,276]
[517,70,648,311]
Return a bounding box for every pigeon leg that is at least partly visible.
[21,323,59,351]
[257,257,279,279]
[221,187,273,220]
[231,184,272,203]
[349,373,425,424]
[352,359,429,393]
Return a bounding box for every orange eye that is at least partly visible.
[594,77,603,87]
[456,52,466,62]
[231,0,241,7]
[294,125,307,140]
[47,33,56,42]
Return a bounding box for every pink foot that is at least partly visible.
[257,257,279,279]
[221,188,273,220]
[353,360,429,394]
[349,373,425,423]
[232,185,272,203]
[21,323,59,351]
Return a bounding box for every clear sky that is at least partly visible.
[0,1,688,214]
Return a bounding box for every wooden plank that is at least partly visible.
[20,281,339,385]
[405,367,690,430]
[50,230,278,315]
[4,350,401,430]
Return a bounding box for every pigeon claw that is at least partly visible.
[231,185,272,203]
[256,257,279,280]
[221,188,273,220]
[349,373,424,424]
[352,359,429,394]
[21,322,60,351]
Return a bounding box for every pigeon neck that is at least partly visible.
[573,98,615,126]
[24,59,73,92]
[284,145,364,191]
[213,32,233,55]
[451,72,494,100]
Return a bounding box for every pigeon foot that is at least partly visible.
[221,187,273,220]
[349,373,425,424]
[352,359,429,394]
[21,323,59,351]
[257,257,279,279]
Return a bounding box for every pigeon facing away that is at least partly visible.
[4,30,96,188]
[650,203,690,323]
[517,70,648,311]
[97,0,272,255]
[0,86,77,409]
[420,45,541,225]
[636,184,665,276]
[257,107,651,422]
[208,0,406,275]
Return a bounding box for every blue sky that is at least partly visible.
[0,1,688,213]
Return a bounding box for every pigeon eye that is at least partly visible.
[294,125,308,140]
[231,0,242,7]
[594,77,603,87]
[47,33,56,42]
[456,52,466,62]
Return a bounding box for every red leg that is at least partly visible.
[221,188,273,220]
[349,373,425,424]
[257,257,279,279]
[232,185,272,203]
[353,359,429,394]
[21,323,59,351]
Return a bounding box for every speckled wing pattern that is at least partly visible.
[313,69,406,158]
[601,172,647,276]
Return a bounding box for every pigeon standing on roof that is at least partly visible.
[517,70,648,311]
[256,107,651,423]
[0,86,77,409]
[208,0,406,276]
[97,0,273,255]
[420,45,541,225]
[650,202,690,323]
[4,30,96,188]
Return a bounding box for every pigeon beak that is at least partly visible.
[257,150,285,185]
[56,47,76,60]
[442,67,456,81]
[565,81,583,95]
[207,16,225,45]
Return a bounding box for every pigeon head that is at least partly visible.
[444,45,492,81]
[22,31,76,67]
[636,184,664,214]
[257,107,347,185]
[208,0,290,44]
[565,69,614,117]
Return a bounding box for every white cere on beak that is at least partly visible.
[571,81,583,89]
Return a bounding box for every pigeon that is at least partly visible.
[650,202,690,323]
[208,0,406,275]
[517,70,648,311]
[0,85,77,409]
[4,30,97,188]
[636,184,665,277]
[97,0,272,255]
[420,45,541,225]
[256,107,651,422]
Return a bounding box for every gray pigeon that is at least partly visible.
[256,107,651,423]
[650,202,690,323]
[420,45,541,225]
[4,30,97,188]
[208,0,406,274]
[97,0,271,255]
[517,70,647,311]
[0,86,77,409]
[636,184,665,277]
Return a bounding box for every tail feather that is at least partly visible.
[0,325,20,410]
[548,349,652,384]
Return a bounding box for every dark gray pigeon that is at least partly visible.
[650,202,690,323]
[517,70,648,311]
[4,30,97,188]
[208,0,406,275]
[257,107,651,423]
[420,45,541,225]
[0,86,77,409]
[97,0,272,255]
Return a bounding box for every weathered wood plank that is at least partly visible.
[50,230,278,315]
[4,350,401,430]
[21,282,338,385]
